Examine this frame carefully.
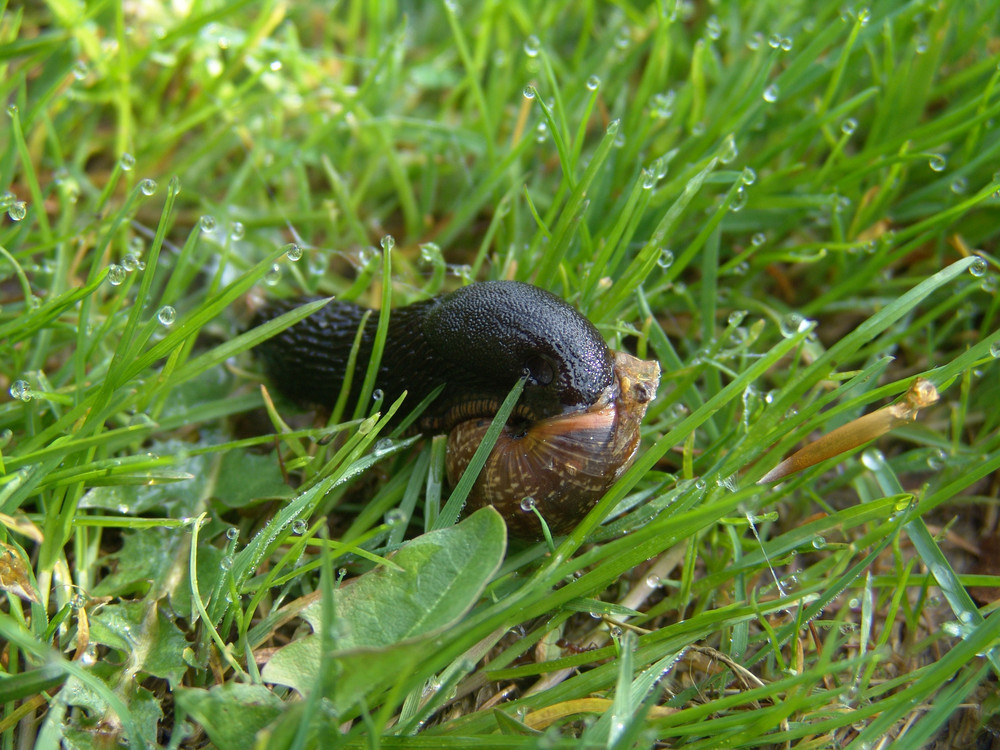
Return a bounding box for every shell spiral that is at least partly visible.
[252,280,660,536]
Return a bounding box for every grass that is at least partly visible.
[2,0,1000,747]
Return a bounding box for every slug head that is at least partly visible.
[422,281,614,418]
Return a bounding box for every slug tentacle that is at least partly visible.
[252,280,660,536]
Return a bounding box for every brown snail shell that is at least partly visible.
[445,351,660,537]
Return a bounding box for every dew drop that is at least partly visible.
[535,122,548,142]
[283,242,303,261]
[385,509,407,527]
[857,8,871,25]
[841,118,858,136]
[780,36,793,51]
[928,154,946,172]
[419,242,442,265]
[586,74,600,91]
[264,263,282,286]
[914,34,929,54]
[9,380,31,402]
[523,35,541,58]
[779,312,806,337]
[291,519,307,535]
[7,201,26,221]
[645,574,661,588]
[522,85,535,100]
[746,32,764,51]
[719,134,738,164]
[741,167,757,185]
[762,84,779,103]
[651,91,675,119]
[157,305,176,326]
[657,248,674,269]
[990,340,1000,359]
[729,186,748,212]
[108,264,127,286]
[706,16,722,40]
[119,153,135,171]
[168,176,182,197]
[641,169,656,189]
[219,556,233,571]
[372,388,384,402]
[812,536,826,549]
[751,232,766,247]
[199,215,216,233]
[950,176,968,194]
[969,257,987,277]
[606,118,620,135]
[614,27,631,50]
[727,310,747,326]
[122,254,139,271]
[139,178,157,196]
[768,33,782,49]
[73,60,89,80]
[226,527,239,541]
[520,496,536,512]
[269,60,282,72]
[230,222,245,240]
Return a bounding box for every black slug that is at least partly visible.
[252,280,660,536]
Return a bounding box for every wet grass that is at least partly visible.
[2,1,1000,748]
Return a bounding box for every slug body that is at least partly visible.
[253,281,660,536]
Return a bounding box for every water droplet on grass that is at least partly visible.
[706,16,722,40]
[522,85,535,99]
[969,257,987,277]
[291,519,307,535]
[657,249,674,268]
[520,496,536,512]
[523,35,541,57]
[928,154,946,171]
[269,60,282,71]
[728,310,747,326]
[157,306,176,326]
[950,176,968,194]
[641,169,656,189]
[751,232,766,247]
[730,186,748,212]
[139,178,156,196]
[284,242,303,261]
[220,556,233,571]
[991,341,1000,358]
[120,153,135,171]
[779,312,806,337]
[108,264,127,285]
[7,201,26,221]
[768,33,782,49]
[264,263,282,285]
[763,84,779,103]
[9,380,31,401]
[200,215,216,232]
[385,509,407,527]
[841,118,858,136]
[73,60,89,80]
[586,75,600,91]
[741,167,757,185]
[651,91,675,119]
[719,134,738,163]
